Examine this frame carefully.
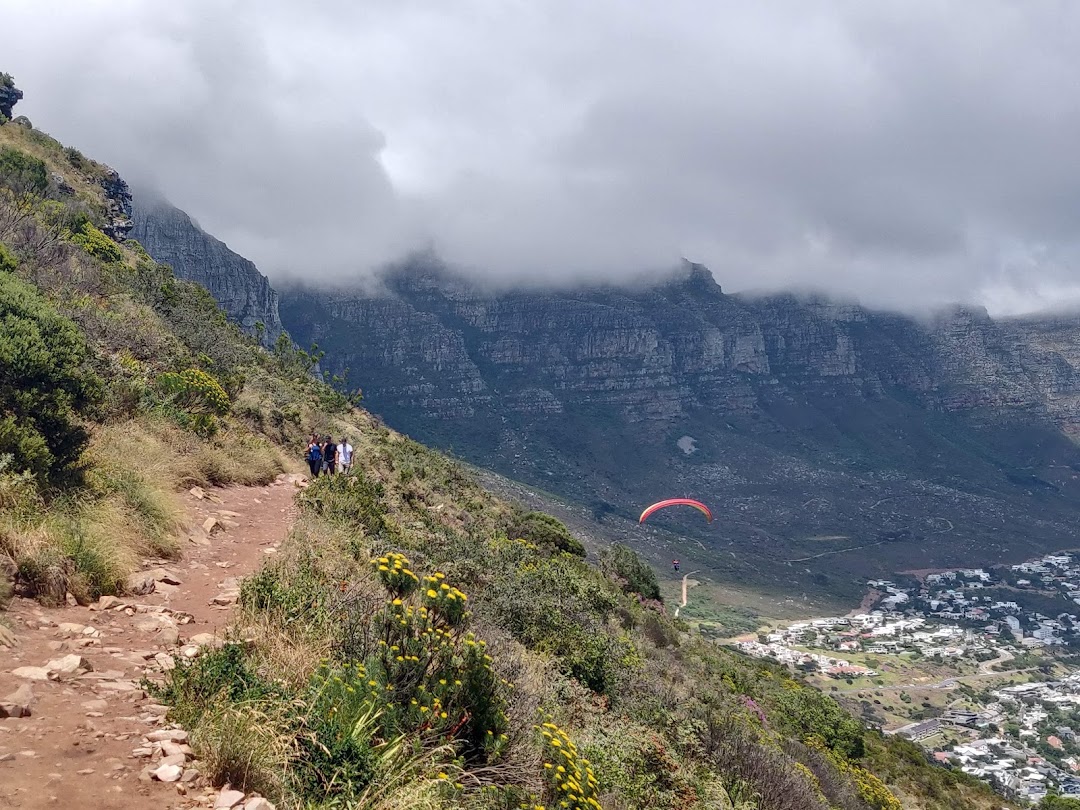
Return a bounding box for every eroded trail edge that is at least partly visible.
[0,475,300,810]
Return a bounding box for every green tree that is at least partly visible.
[0,254,102,483]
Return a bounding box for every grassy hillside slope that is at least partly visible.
[0,102,1012,810]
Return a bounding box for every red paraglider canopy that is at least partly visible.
[639,498,713,524]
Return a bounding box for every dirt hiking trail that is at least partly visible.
[0,475,301,810]
[673,572,699,619]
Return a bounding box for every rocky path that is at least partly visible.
[0,475,301,810]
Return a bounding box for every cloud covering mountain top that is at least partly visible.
[6,1,1080,313]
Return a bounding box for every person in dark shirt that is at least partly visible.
[305,436,322,478]
[322,434,338,475]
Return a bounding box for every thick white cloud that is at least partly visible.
[5,0,1080,312]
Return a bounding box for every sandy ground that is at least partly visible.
[0,477,299,809]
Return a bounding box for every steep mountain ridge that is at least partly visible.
[280,264,1080,602]
[130,193,283,345]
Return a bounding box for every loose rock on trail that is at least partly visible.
[0,474,301,809]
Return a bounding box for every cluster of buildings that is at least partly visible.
[734,607,995,673]
[740,554,1080,677]
[930,737,1080,804]
[916,675,1080,802]
[731,638,878,678]
[733,551,1080,802]
[761,607,993,661]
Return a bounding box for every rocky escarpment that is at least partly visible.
[282,262,1080,428]
[0,73,22,120]
[279,262,1080,597]
[99,169,133,241]
[130,194,283,346]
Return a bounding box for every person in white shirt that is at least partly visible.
[338,438,353,474]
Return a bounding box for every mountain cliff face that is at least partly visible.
[280,263,1080,599]
[130,195,283,345]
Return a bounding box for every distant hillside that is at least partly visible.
[130,192,283,346]
[280,263,1080,605]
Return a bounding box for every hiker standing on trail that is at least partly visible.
[322,434,338,475]
[338,437,353,474]
[305,436,322,478]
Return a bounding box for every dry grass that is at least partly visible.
[94,417,288,491]
[190,701,294,801]
[86,422,184,556]
[189,698,456,810]
[0,124,108,208]
[2,494,143,603]
[0,413,287,604]
[238,613,336,692]
[173,431,287,489]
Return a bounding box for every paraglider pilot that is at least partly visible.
[673,559,680,572]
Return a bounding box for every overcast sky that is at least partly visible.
[6,1,1080,313]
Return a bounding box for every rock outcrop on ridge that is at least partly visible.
[130,194,283,346]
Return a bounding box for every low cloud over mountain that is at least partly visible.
[6,1,1080,312]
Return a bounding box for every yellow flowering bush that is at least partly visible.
[157,367,231,415]
[536,718,602,810]
[849,766,902,810]
[155,367,231,436]
[421,573,468,626]
[805,736,902,810]
[367,555,509,761]
[371,551,420,598]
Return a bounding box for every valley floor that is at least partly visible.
[0,477,299,810]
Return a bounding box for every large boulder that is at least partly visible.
[0,73,23,121]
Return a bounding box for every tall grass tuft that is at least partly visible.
[311,706,456,810]
[191,701,293,801]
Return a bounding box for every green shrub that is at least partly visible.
[582,723,698,809]
[504,510,585,557]
[1039,796,1080,809]
[0,266,102,484]
[71,221,123,263]
[0,242,15,273]
[149,643,289,728]
[599,543,661,600]
[63,146,89,171]
[300,470,402,547]
[773,682,867,761]
[0,146,48,199]
[155,367,231,435]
